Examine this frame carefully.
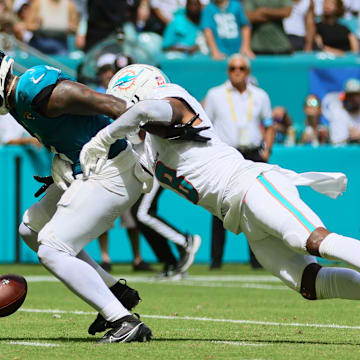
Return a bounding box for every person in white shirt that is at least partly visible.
[283,0,316,52]
[203,54,274,269]
[322,78,360,144]
[80,67,360,307]
[0,113,41,146]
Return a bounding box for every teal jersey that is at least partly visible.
[10,65,127,174]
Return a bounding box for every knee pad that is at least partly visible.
[19,222,39,252]
[300,262,322,300]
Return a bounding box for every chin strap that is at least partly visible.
[5,76,17,110]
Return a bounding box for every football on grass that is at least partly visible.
[0,274,27,317]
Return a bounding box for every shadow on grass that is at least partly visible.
[0,337,95,344]
[151,338,360,346]
[2,336,360,346]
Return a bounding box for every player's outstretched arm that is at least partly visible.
[40,80,127,118]
[80,99,173,176]
[80,99,210,176]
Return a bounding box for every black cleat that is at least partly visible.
[98,314,152,344]
[88,279,141,335]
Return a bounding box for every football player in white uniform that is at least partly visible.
[81,64,360,304]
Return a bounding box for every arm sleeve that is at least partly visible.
[260,91,273,127]
[200,5,214,31]
[105,99,173,140]
[236,3,250,27]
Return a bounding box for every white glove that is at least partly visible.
[80,127,116,177]
[51,154,75,191]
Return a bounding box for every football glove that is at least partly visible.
[143,114,211,143]
[33,175,54,197]
[51,154,75,191]
[80,128,115,177]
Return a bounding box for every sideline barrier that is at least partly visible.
[1,145,360,264]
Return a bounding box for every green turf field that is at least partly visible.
[0,263,359,360]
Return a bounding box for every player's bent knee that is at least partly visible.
[300,263,322,300]
[305,227,331,257]
[19,222,39,252]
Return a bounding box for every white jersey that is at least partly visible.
[144,84,274,230]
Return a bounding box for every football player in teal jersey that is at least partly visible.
[0,51,155,343]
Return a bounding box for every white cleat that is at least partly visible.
[176,234,202,273]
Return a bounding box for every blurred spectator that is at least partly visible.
[84,0,138,52]
[203,54,274,269]
[12,0,33,43]
[283,0,316,51]
[26,0,79,55]
[272,106,296,145]
[243,0,293,55]
[300,94,328,145]
[135,0,151,32]
[0,0,16,50]
[201,0,254,60]
[149,0,185,34]
[322,78,360,144]
[73,0,87,50]
[0,113,41,147]
[314,0,359,18]
[162,0,204,55]
[315,0,359,55]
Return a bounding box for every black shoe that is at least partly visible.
[100,262,112,272]
[210,261,222,270]
[175,234,201,273]
[88,279,141,335]
[98,314,152,344]
[133,260,154,272]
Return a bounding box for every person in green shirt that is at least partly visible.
[243,0,293,54]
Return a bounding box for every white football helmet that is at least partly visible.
[0,50,14,115]
[106,64,170,108]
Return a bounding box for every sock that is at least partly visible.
[76,250,117,288]
[316,267,360,300]
[37,244,130,321]
[319,233,360,268]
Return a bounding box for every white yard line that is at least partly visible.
[19,308,360,330]
[23,275,291,290]
[25,275,281,283]
[6,341,60,347]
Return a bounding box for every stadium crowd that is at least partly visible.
[1,0,360,273]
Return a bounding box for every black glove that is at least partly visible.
[33,175,54,198]
[163,114,211,143]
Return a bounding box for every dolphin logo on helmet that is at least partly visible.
[0,50,14,115]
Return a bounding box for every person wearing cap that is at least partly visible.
[322,78,360,144]
[12,0,33,43]
[203,53,274,269]
[301,94,328,145]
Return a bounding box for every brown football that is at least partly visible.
[0,274,27,317]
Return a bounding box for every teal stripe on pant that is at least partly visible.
[257,173,316,233]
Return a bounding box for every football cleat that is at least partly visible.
[98,314,152,344]
[153,264,187,281]
[175,234,201,273]
[88,279,141,335]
